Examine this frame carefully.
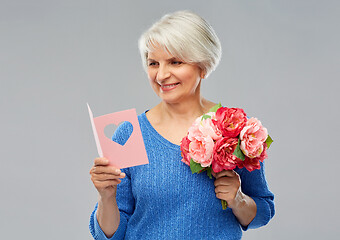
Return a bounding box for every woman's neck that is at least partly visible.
[155,97,216,124]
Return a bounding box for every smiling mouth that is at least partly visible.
[160,83,180,88]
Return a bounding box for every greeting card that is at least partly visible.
[87,103,149,168]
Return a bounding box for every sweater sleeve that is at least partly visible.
[89,122,135,239]
[238,161,275,231]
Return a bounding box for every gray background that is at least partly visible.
[1,0,339,239]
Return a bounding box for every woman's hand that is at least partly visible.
[213,170,257,226]
[212,170,244,209]
[90,157,126,200]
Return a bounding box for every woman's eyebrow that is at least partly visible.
[147,57,179,61]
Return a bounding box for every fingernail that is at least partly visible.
[116,169,121,174]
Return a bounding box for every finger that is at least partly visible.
[214,177,232,187]
[94,157,109,166]
[215,170,237,179]
[215,185,230,194]
[94,179,121,188]
[91,166,123,175]
[215,192,229,201]
[92,173,126,181]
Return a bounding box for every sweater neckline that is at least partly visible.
[141,111,181,150]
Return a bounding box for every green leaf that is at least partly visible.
[207,167,212,179]
[201,114,212,120]
[233,139,245,161]
[265,135,273,149]
[190,159,204,174]
[208,103,222,113]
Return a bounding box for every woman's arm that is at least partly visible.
[89,158,126,238]
[213,170,257,226]
[228,190,257,226]
[214,162,275,229]
[96,193,121,238]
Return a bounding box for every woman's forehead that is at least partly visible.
[147,45,177,60]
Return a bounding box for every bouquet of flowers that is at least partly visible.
[180,103,273,210]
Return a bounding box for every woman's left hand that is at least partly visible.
[212,170,243,209]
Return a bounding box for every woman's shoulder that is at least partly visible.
[204,100,218,113]
[143,105,160,121]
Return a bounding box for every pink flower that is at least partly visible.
[180,136,191,166]
[187,120,214,167]
[240,118,268,158]
[215,107,247,138]
[242,143,268,172]
[212,137,243,172]
[187,117,202,141]
[199,112,222,141]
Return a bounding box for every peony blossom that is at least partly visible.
[180,136,191,166]
[198,112,222,141]
[240,117,268,158]
[215,107,247,138]
[188,136,214,168]
[187,117,202,141]
[212,137,243,172]
[242,143,268,171]
[187,120,214,167]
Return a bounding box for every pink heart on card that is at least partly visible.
[104,121,133,146]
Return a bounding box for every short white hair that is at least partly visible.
[138,10,222,78]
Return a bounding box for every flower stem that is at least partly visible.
[221,200,228,210]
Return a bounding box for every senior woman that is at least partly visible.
[89,11,275,239]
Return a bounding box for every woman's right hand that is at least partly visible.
[90,157,126,200]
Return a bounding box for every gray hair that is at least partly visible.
[138,10,222,78]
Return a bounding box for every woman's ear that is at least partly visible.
[200,70,206,79]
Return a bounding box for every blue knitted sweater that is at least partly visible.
[89,111,275,240]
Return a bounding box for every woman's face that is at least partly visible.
[147,45,204,104]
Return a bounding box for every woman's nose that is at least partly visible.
[156,64,171,82]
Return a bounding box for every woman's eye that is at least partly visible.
[172,61,182,65]
[148,62,158,66]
